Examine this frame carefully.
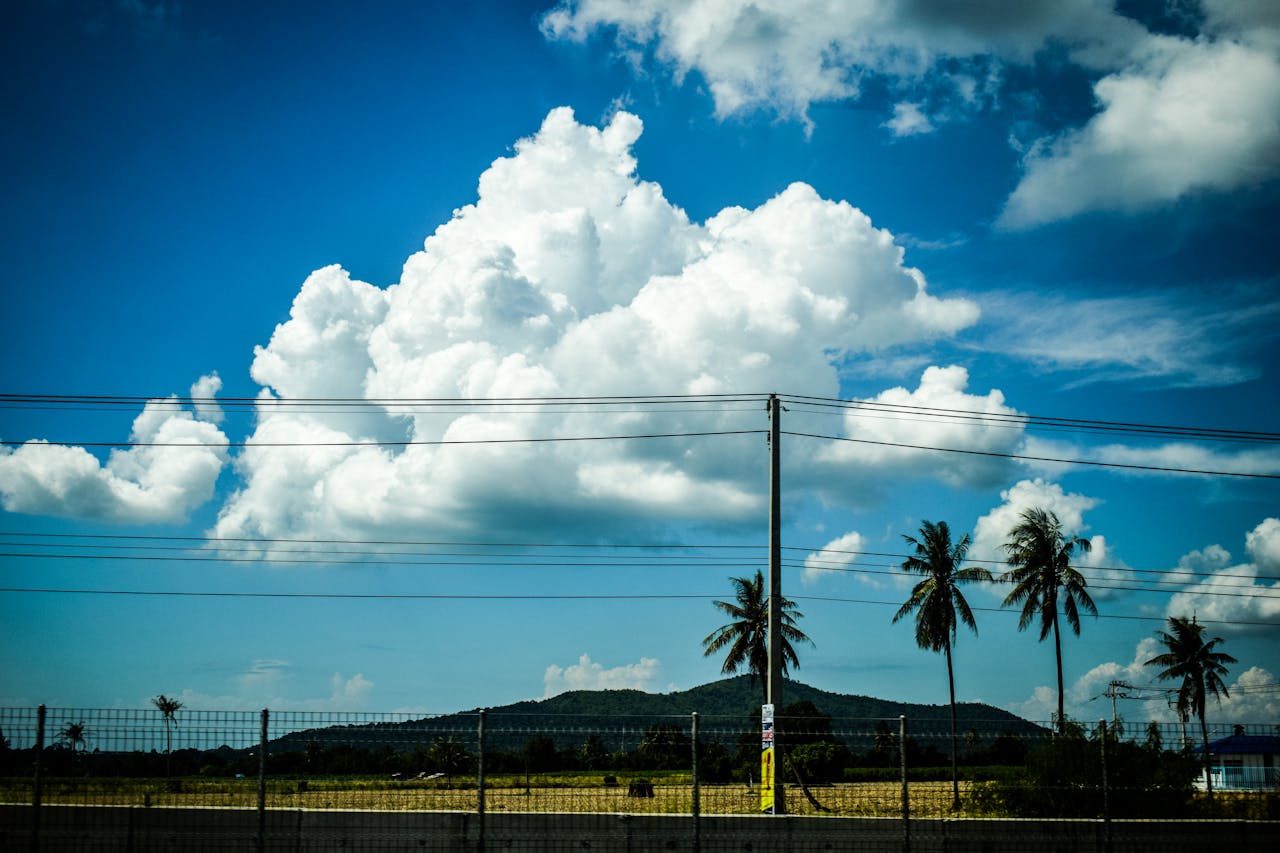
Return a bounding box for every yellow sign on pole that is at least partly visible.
[761,703,775,813]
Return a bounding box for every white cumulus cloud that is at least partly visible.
[173,660,376,712]
[803,530,870,587]
[545,2,1280,225]
[544,653,661,697]
[0,375,229,524]
[1000,35,1280,228]
[818,365,1023,489]
[884,102,935,137]
[1165,517,1280,631]
[542,0,1134,124]
[1013,640,1280,726]
[209,108,978,546]
[970,478,1132,599]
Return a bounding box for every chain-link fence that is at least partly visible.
[1,705,1277,851]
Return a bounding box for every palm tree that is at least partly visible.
[152,694,183,778]
[1145,615,1236,797]
[59,721,87,752]
[893,519,993,811]
[428,736,472,787]
[702,569,812,703]
[1000,507,1096,734]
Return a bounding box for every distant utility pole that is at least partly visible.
[766,393,785,813]
[1104,681,1132,734]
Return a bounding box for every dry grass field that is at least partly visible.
[5,777,972,817]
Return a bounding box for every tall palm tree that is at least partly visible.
[702,569,812,703]
[152,694,183,778]
[1145,615,1236,797]
[893,519,993,811]
[1000,507,1096,734]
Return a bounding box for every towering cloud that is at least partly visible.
[212,108,979,544]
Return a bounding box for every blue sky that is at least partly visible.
[2,0,1279,727]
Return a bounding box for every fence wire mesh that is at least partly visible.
[1,706,1276,851]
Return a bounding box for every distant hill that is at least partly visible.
[271,676,1044,754]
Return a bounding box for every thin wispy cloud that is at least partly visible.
[972,289,1280,388]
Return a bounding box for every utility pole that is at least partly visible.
[1104,681,1132,737]
[766,393,785,813]
[1104,681,1121,731]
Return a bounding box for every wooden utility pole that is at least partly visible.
[766,393,785,813]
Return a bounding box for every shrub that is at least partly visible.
[968,732,1200,818]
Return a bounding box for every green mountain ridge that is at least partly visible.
[272,676,1044,754]
[468,675,1036,727]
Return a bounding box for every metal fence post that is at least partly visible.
[1100,719,1111,851]
[258,708,269,853]
[477,709,486,853]
[900,715,910,853]
[691,712,700,853]
[32,704,45,853]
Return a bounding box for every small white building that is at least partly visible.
[1195,730,1280,791]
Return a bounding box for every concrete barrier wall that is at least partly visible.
[2,804,1276,851]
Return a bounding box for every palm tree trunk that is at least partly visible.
[1053,608,1065,735]
[1199,709,1214,798]
[945,640,960,811]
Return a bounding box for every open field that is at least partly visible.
[9,774,1277,820]
[4,775,974,817]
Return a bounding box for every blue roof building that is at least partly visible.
[1194,730,1280,791]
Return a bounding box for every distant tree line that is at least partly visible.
[0,707,1035,783]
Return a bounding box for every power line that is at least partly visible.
[0,393,769,407]
[0,551,769,570]
[0,587,713,601]
[3,542,1278,602]
[4,532,1276,587]
[6,389,1277,477]
[4,552,1276,600]
[0,531,766,550]
[6,390,1278,445]
[790,594,1280,629]
[784,430,1280,479]
[2,586,1271,630]
[784,560,1280,600]
[781,394,1280,444]
[5,426,1271,479]
[0,429,766,449]
[0,541,761,563]
[790,548,1280,583]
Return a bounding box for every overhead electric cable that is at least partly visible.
[0,586,1274,629]
[0,530,767,551]
[0,392,770,408]
[789,595,1280,629]
[787,548,1280,584]
[0,551,767,570]
[5,390,1277,443]
[781,394,1280,443]
[784,430,1280,479]
[0,587,713,601]
[0,429,766,449]
[3,531,1275,585]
